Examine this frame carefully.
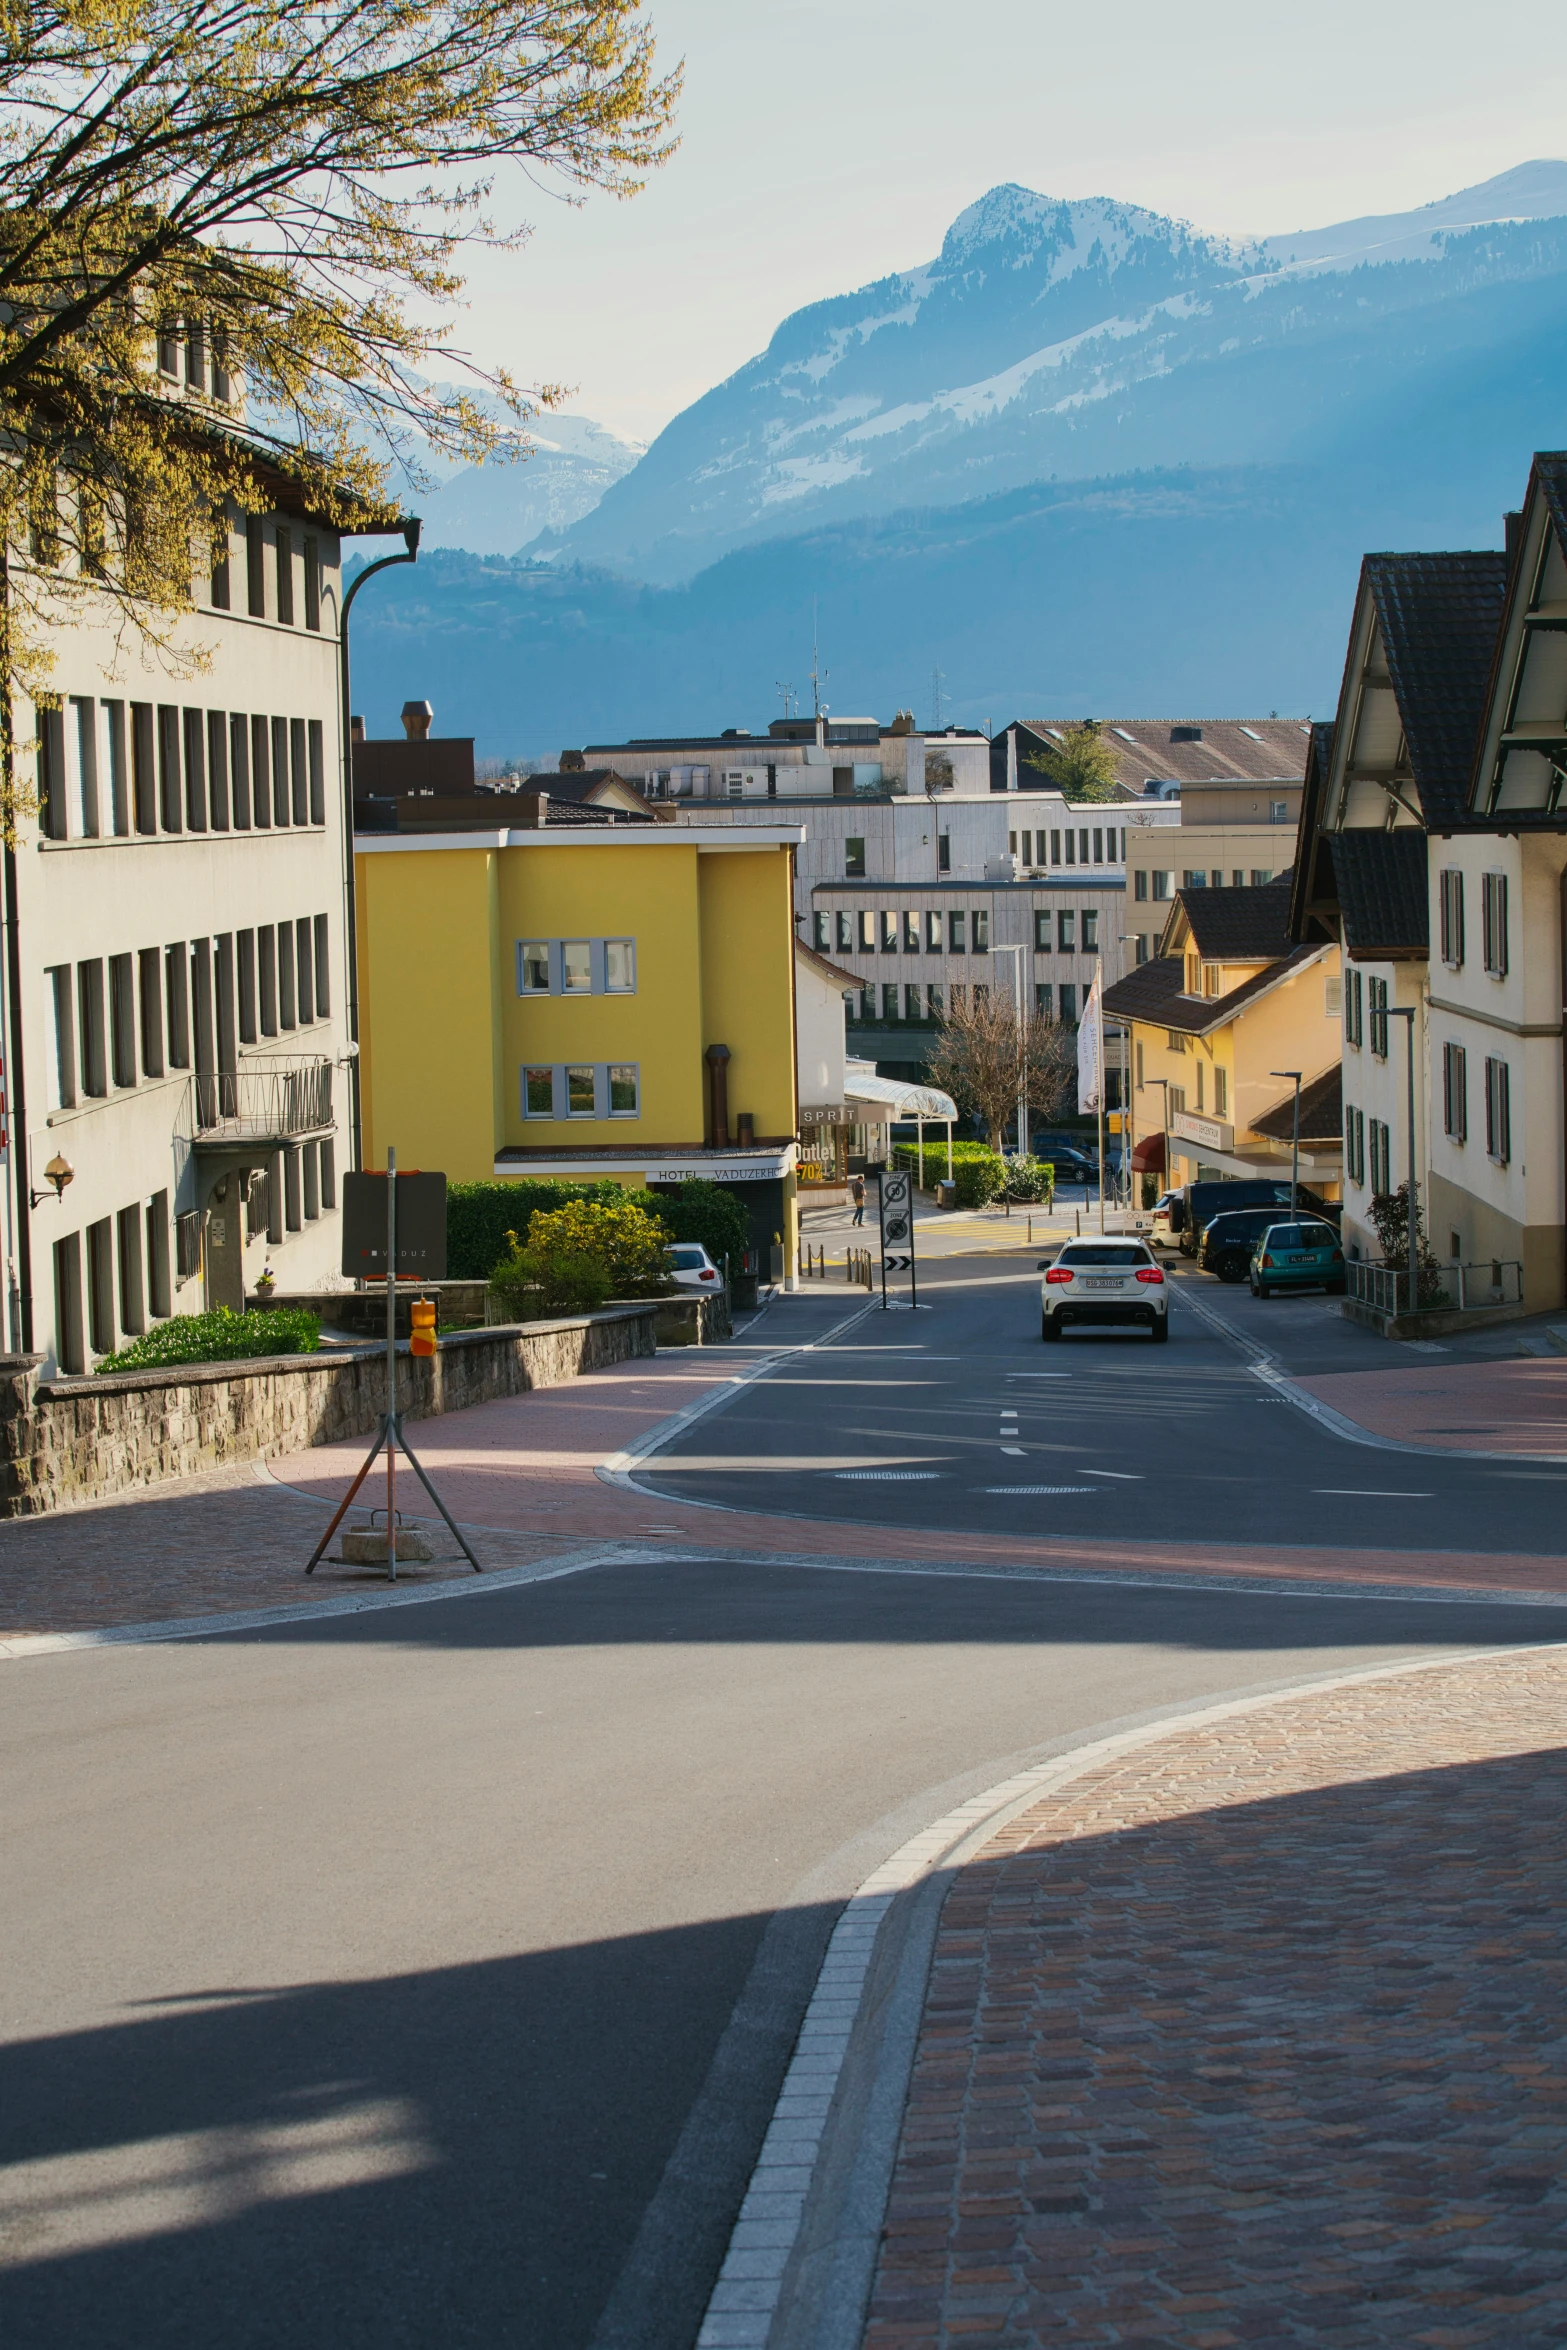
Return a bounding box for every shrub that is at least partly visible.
[488,1195,674,1320]
[999,1156,1054,1204]
[1368,1182,1447,1307]
[951,1150,1005,1209]
[630,1178,749,1274]
[893,1138,1001,1192]
[94,1307,321,1373]
[447,1178,627,1280]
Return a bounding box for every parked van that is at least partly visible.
[1171,1178,1339,1256]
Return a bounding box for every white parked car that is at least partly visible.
[666,1243,723,1291]
[1040,1238,1169,1342]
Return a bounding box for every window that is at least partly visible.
[1167,1084,1186,1117]
[879,911,897,953]
[937,834,951,872]
[296,921,314,1025]
[608,1065,639,1115]
[903,912,920,953]
[275,527,294,624]
[812,912,829,950]
[1345,968,1363,1048]
[1049,830,1061,865]
[103,703,129,836]
[1034,909,1051,951]
[882,983,899,1021]
[77,960,107,1097]
[304,538,321,632]
[1082,911,1098,951]
[271,717,289,826]
[246,517,266,618]
[1064,831,1076,866]
[1134,870,1149,902]
[1269,801,1289,823]
[290,718,308,824]
[320,1140,337,1211]
[1183,869,1208,890]
[1231,870,1245,888]
[314,914,331,1016]
[1152,871,1172,901]
[1092,828,1104,864]
[948,911,966,953]
[1439,869,1465,968]
[1019,833,1032,867]
[109,955,136,1088]
[1369,1118,1392,1195]
[1484,1057,1511,1163]
[116,1205,146,1336]
[858,911,876,952]
[971,909,989,952]
[926,910,943,952]
[836,912,853,953]
[138,949,164,1075]
[1250,869,1273,887]
[183,708,207,830]
[53,1234,85,1373]
[205,712,229,831]
[845,837,866,878]
[565,1065,596,1115]
[519,942,551,993]
[303,1142,320,1221]
[1368,977,1389,1059]
[1135,1039,1144,1090]
[1443,1041,1468,1141]
[1058,912,1076,951]
[1325,975,1342,1017]
[1035,983,1053,1017]
[859,984,875,1022]
[156,326,180,379]
[1078,829,1089,864]
[1165,1030,1187,1055]
[230,714,251,829]
[157,705,182,832]
[308,719,325,825]
[257,925,277,1037]
[1059,984,1079,1023]
[1482,872,1508,977]
[277,920,296,1028]
[1214,1067,1228,1118]
[71,699,100,836]
[561,941,592,993]
[86,1218,114,1354]
[1135,936,1149,965]
[284,1146,302,1231]
[1344,1105,1365,1188]
[1201,962,1221,998]
[523,1066,555,1118]
[48,966,75,1108]
[251,714,271,826]
[928,982,944,1018]
[904,983,923,1020]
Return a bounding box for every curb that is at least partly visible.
[696,1638,1567,2350]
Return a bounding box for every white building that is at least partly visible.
[5,451,389,1372]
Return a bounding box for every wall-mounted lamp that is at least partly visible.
[35,1152,73,1206]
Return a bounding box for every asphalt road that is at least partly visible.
[4,1256,1564,2350]
[641,1250,1567,1558]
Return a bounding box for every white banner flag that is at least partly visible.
[1076,962,1104,1115]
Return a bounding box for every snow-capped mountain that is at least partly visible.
[535,163,1567,581]
[415,412,644,557]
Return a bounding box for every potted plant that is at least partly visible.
[253,1262,277,1302]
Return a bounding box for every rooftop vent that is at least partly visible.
[401,700,433,742]
[1170,726,1203,743]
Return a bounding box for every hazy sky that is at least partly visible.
[454,0,1567,445]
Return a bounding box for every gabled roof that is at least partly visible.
[1363,552,1509,828]
[1333,830,1429,958]
[1251,1065,1343,1147]
[1103,942,1326,1038]
[795,938,859,991]
[1002,718,1309,797]
[1165,875,1296,961]
[1467,453,1567,825]
[1287,721,1336,945]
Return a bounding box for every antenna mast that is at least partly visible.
[810,601,828,720]
[930,663,945,730]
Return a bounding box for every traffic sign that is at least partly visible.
[876,1168,917,1308]
[883,1254,911,1271]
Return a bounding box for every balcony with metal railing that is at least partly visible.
[191,1058,335,1144]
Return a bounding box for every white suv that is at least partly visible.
[1040,1239,1169,1342]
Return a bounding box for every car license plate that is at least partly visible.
[1085,1277,1122,1289]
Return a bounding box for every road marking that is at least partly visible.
[1315,1487,1433,1498]
[1083,1469,1143,1480]
[978,1484,1096,1495]
[1000,1446,1026,1455]
[832,1470,942,1482]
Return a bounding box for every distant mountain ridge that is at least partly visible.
[529,162,1567,582]
[415,411,643,558]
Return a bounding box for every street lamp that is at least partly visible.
[1271,1070,1302,1217]
[993,941,1028,1157]
[1147,1075,1170,1207]
[1386,1007,1420,1314]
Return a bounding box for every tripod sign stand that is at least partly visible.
[305,1149,483,1579]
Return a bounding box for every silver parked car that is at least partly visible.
[665,1242,723,1291]
[1040,1238,1169,1342]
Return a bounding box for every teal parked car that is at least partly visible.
[1249,1220,1346,1299]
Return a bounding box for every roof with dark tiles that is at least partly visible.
[1251,1064,1342,1145]
[1333,829,1429,957]
[1287,722,1336,945]
[1102,940,1325,1037]
[1172,875,1296,961]
[1363,551,1508,828]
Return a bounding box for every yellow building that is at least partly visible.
[355,818,806,1274]
[1104,880,1343,1197]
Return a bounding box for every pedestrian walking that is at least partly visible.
[850,1172,866,1226]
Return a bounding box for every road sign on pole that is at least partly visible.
[877,1167,918,1308]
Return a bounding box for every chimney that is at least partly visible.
[705,1044,731,1148]
[350,714,365,744]
[1504,510,1524,568]
[560,748,586,772]
[514,791,549,830]
[401,700,433,742]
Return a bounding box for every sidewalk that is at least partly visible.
[1295,1353,1567,1457]
[865,1644,1567,2348]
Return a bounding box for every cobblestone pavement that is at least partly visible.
[10,1336,1567,1639]
[865,1645,1567,2348]
[1295,1356,1567,1456]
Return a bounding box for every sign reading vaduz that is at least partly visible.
[342,1172,448,1281]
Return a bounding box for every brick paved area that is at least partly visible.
[1296,1356,1567,1456]
[866,1645,1567,2348]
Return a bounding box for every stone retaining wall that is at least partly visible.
[0,1306,657,1518]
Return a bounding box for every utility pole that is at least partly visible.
[810,604,828,721]
[1272,1069,1302,1218]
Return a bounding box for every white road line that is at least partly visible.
[1083,1469,1143,1480]
[1315,1488,1432,1498]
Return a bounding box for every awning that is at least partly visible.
[843,1069,958,1120]
[1130,1132,1166,1174]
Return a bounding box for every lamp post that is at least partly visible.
[1147,1075,1170,1208]
[994,941,1028,1158]
[1387,1007,1419,1314]
[1271,1070,1302,1218]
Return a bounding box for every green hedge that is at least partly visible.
[448,1176,752,1282]
[95,1306,321,1374]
